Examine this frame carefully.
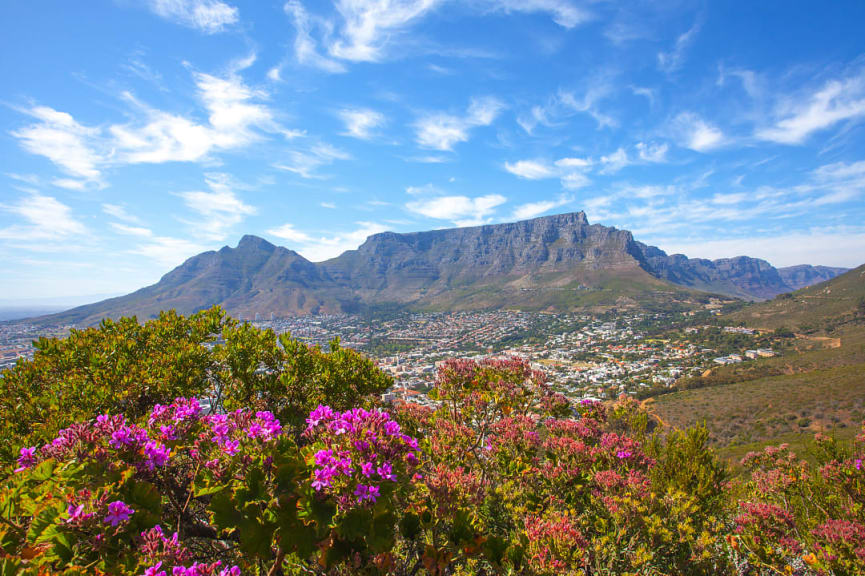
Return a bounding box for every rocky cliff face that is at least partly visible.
[778,265,850,291]
[41,212,850,325]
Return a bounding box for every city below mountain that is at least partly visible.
[43,212,849,326]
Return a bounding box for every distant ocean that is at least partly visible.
[0,307,67,322]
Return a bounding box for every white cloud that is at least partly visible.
[415,96,504,150]
[636,141,668,162]
[328,0,442,62]
[0,192,87,242]
[512,194,572,220]
[657,21,700,74]
[130,236,207,268]
[757,71,865,144]
[102,204,143,224]
[813,159,865,181]
[14,69,289,183]
[560,172,591,190]
[268,223,313,243]
[111,223,154,238]
[286,0,590,72]
[275,143,351,178]
[673,112,724,152]
[486,0,590,29]
[268,221,389,261]
[518,83,615,134]
[284,1,347,73]
[147,0,239,33]
[338,108,385,139]
[320,201,337,209]
[598,147,629,174]
[111,72,276,164]
[504,159,557,180]
[177,173,256,241]
[405,194,506,226]
[405,183,442,195]
[11,107,103,185]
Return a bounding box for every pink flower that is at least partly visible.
[616,450,632,459]
[144,440,171,469]
[142,562,167,576]
[221,439,240,456]
[15,446,37,472]
[104,500,134,526]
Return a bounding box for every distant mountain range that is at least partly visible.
[41,212,849,325]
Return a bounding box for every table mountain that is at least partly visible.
[41,212,849,325]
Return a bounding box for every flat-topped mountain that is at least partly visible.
[42,212,850,325]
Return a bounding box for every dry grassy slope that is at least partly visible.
[651,266,865,461]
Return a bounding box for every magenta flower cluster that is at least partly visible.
[305,405,419,506]
[141,561,241,576]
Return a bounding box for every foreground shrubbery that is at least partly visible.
[0,308,863,575]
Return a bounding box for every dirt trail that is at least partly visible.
[641,397,667,427]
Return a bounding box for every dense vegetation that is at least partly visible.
[1,308,864,575]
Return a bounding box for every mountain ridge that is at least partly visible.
[38,212,850,325]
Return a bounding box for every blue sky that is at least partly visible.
[2,1,865,302]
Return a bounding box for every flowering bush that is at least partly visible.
[731,430,865,575]
[0,396,423,575]
[2,314,864,576]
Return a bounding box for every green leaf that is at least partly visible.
[368,511,396,554]
[210,491,242,531]
[482,536,508,566]
[194,484,225,498]
[399,512,421,540]
[239,513,276,559]
[337,507,371,542]
[26,506,59,542]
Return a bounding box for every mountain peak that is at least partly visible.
[236,235,275,251]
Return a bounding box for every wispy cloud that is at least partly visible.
[636,141,668,162]
[672,112,724,152]
[503,159,557,180]
[657,20,700,74]
[275,143,352,178]
[111,70,277,163]
[0,192,88,242]
[328,0,442,62]
[102,204,143,224]
[268,220,389,260]
[512,194,572,220]
[504,143,665,188]
[177,173,256,241]
[129,236,207,268]
[283,1,347,73]
[405,193,507,226]
[338,108,385,139]
[517,82,616,134]
[756,69,865,144]
[415,96,505,151]
[13,68,290,185]
[11,107,103,187]
[111,223,154,238]
[484,0,591,29]
[286,0,588,72]
[147,0,239,34]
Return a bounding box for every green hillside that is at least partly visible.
[725,263,865,332]
[651,265,865,462]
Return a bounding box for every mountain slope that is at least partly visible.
[39,212,852,325]
[724,263,865,332]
